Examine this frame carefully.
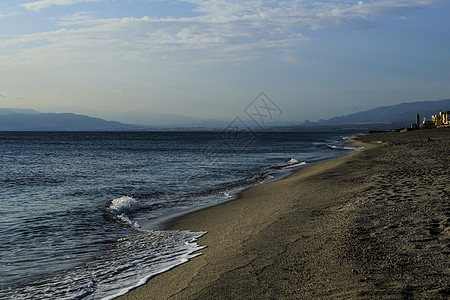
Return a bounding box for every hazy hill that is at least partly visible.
[101,110,209,126]
[0,108,40,116]
[317,99,450,125]
[0,113,135,131]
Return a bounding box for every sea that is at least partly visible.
[0,130,362,299]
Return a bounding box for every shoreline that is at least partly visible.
[159,134,364,231]
[161,151,356,231]
[119,128,449,299]
[155,142,358,232]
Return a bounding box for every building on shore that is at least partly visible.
[422,110,450,128]
[410,113,421,129]
[431,111,450,127]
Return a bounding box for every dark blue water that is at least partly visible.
[0,131,361,299]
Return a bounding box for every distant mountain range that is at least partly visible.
[315,99,450,126]
[100,110,214,127]
[1,99,449,131]
[0,111,136,131]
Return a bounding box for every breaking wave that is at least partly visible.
[271,158,307,170]
[327,144,364,151]
[108,196,141,228]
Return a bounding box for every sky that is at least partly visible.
[0,0,449,124]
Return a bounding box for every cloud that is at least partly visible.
[3,0,447,69]
[0,94,5,98]
[57,11,94,25]
[21,0,101,12]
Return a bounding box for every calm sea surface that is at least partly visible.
[0,131,361,299]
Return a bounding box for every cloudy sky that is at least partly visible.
[0,0,449,123]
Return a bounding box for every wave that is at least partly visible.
[105,230,206,299]
[223,191,232,198]
[326,144,364,151]
[4,230,206,300]
[247,173,275,183]
[108,196,141,228]
[271,158,307,170]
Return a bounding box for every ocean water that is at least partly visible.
[0,131,361,299]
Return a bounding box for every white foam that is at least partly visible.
[102,230,207,300]
[282,158,307,169]
[108,196,141,228]
[109,196,140,215]
[327,144,364,151]
[117,214,140,229]
[7,230,207,300]
[223,191,232,198]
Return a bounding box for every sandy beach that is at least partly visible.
[119,128,449,299]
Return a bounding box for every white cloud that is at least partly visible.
[21,0,101,11]
[2,0,447,69]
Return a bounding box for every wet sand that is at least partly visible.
[119,128,449,299]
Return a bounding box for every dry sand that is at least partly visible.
[119,128,449,299]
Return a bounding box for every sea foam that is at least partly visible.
[108,196,141,228]
[327,144,364,151]
[272,158,307,170]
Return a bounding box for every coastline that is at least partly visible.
[118,128,449,299]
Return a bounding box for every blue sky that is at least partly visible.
[0,0,449,123]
